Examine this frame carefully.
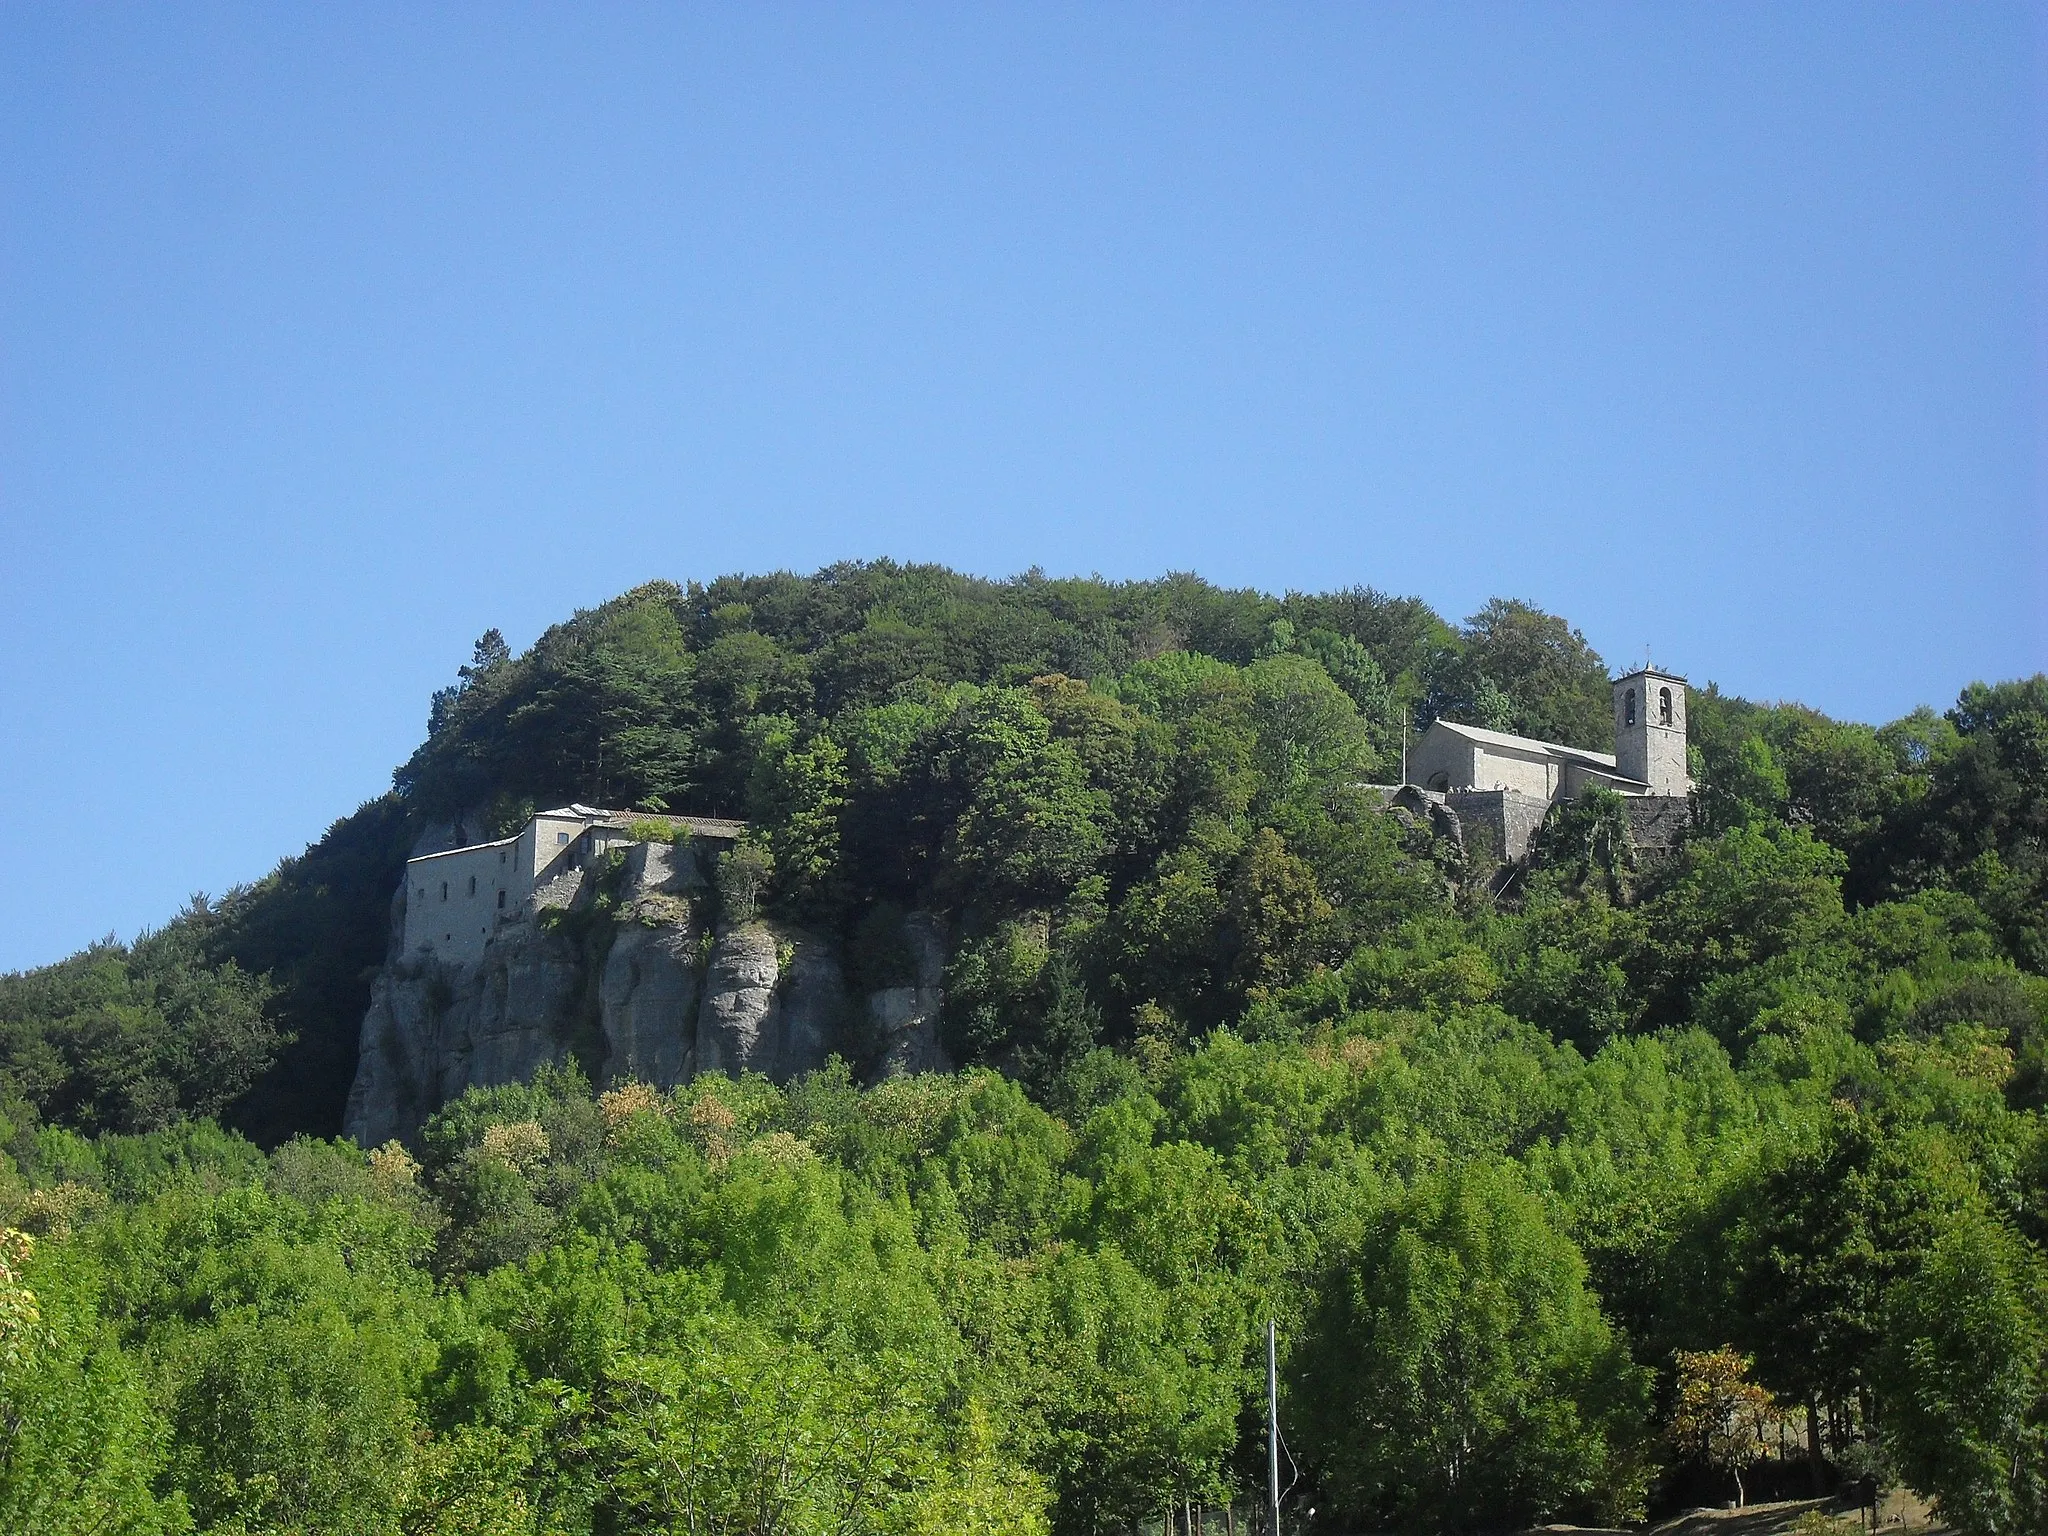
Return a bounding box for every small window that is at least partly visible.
[441,881,448,901]
[1624,688,1637,727]
[497,889,506,909]
[417,887,425,901]
[557,831,569,845]
[497,851,506,865]
[1659,687,1673,725]
[468,875,477,897]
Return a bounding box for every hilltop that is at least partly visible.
[0,561,2043,1534]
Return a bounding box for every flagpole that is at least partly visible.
[1267,1319,1281,1535]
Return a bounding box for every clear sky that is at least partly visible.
[2,3,2042,972]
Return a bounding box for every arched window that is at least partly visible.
[1659,687,1673,725]
[1624,688,1637,726]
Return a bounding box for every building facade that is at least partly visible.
[1397,666,1692,860]
[402,804,745,964]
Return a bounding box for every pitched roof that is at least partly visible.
[1426,718,1625,774]
[406,832,520,864]
[539,805,748,839]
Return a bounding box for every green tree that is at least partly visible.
[1295,1159,1651,1532]
[0,913,280,1136]
[1875,677,2048,969]
[746,716,849,913]
[938,689,1107,909]
[1876,1207,2048,1536]
[164,1293,433,1532]
[590,1318,1035,1536]
[1460,599,1614,751]
[1631,824,1847,1032]
[1722,1112,1965,1456]
[1526,786,1641,906]
[1243,652,1373,807]
[1296,627,1401,759]
[1697,736,1791,832]
[1418,646,1516,735]
[1225,827,1332,994]
[0,1236,182,1536]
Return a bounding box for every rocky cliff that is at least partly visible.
[343,834,952,1147]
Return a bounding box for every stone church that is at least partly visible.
[1395,664,1692,861]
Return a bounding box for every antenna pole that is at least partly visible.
[1267,1319,1282,1535]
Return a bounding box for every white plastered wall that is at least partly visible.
[1468,746,1561,801]
[1408,727,1478,792]
[403,838,523,963]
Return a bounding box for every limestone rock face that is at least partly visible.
[599,922,701,1088]
[696,923,781,1077]
[595,841,705,1086]
[773,930,847,1078]
[343,922,586,1150]
[869,910,953,1076]
[694,923,845,1081]
[343,830,907,1147]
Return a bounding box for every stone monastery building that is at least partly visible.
[404,804,744,964]
[1397,664,1692,861]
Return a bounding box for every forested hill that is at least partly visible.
[6,562,2038,1144]
[2,562,2046,1534]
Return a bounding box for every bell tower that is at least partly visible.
[1614,666,1689,795]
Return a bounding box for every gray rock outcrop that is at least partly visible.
[868,910,953,1076]
[597,839,708,1087]
[344,924,587,1149]
[697,922,846,1081]
[599,921,702,1087]
[343,829,901,1148]
[696,923,782,1077]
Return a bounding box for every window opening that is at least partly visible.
[441,881,448,901]
[497,890,506,909]
[1624,689,1637,727]
[1659,687,1673,725]
[468,875,477,897]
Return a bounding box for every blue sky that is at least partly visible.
[2,3,2042,972]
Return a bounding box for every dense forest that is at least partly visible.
[2,562,2045,1535]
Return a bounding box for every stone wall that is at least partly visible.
[1624,794,1692,853]
[401,838,524,964]
[1443,788,1551,863]
[1408,728,1478,794]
